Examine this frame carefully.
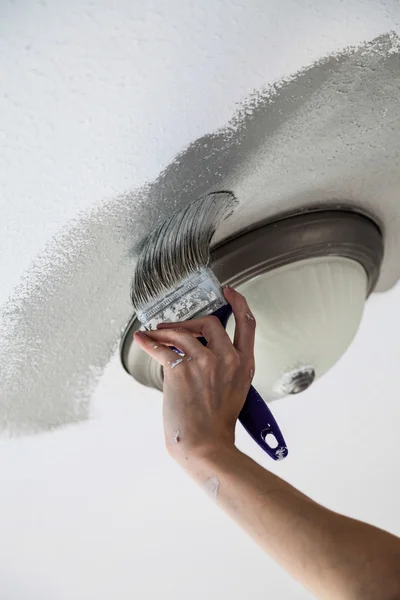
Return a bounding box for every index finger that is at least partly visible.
[224,286,256,357]
[157,315,232,355]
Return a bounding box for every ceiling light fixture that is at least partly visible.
[120,209,383,400]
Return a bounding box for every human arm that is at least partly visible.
[134,286,400,600]
[180,445,400,600]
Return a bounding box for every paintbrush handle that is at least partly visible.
[239,386,288,460]
[211,304,288,461]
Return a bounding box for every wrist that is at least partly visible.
[165,427,236,465]
[176,441,241,474]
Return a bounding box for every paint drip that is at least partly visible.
[1,34,400,434]
[170,358,183,370]
[205,477,220,501]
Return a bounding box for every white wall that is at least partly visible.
[1,1,400,598]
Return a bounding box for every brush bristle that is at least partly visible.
[131,191,236,312]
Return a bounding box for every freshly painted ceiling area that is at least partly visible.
[1,1,400,599]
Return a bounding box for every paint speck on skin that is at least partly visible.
[171,358,183,369]
[246,312,255,322]
[173,430,180,443]
[250,368,254,379]
[187,357,192,362]
[205,477,220,501]
[153,345,159,349]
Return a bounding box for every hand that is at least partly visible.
[133,286,256,464]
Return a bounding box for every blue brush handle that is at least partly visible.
[202,304,288,461]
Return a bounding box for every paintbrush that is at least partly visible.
[131,192,288,460]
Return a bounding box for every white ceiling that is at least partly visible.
[1,1,400,598]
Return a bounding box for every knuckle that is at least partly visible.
[173,329,190,341]
[225,351,241,370]
[247,359,256,375]
[205,315,220,328]
[234,292,249,309]
[232,296,256,325]
[198,357,213,372]
[198,351,217,368]
[245,312,256,327]
[231,287,246,302]
[236,355,255,378]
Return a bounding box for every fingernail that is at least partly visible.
[224,285,232,292]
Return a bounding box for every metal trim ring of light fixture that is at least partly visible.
[120,208,384,392]
[210,208,383,294]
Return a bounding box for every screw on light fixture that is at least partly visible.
[274,367,316,396]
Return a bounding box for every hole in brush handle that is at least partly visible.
[264,433,278,448]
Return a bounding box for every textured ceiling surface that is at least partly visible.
[1,1,400,599]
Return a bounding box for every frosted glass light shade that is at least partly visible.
[227,257,368,401]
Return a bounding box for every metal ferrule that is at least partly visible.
[137,267,226,330]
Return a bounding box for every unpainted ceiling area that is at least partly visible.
[0,1,400,599]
